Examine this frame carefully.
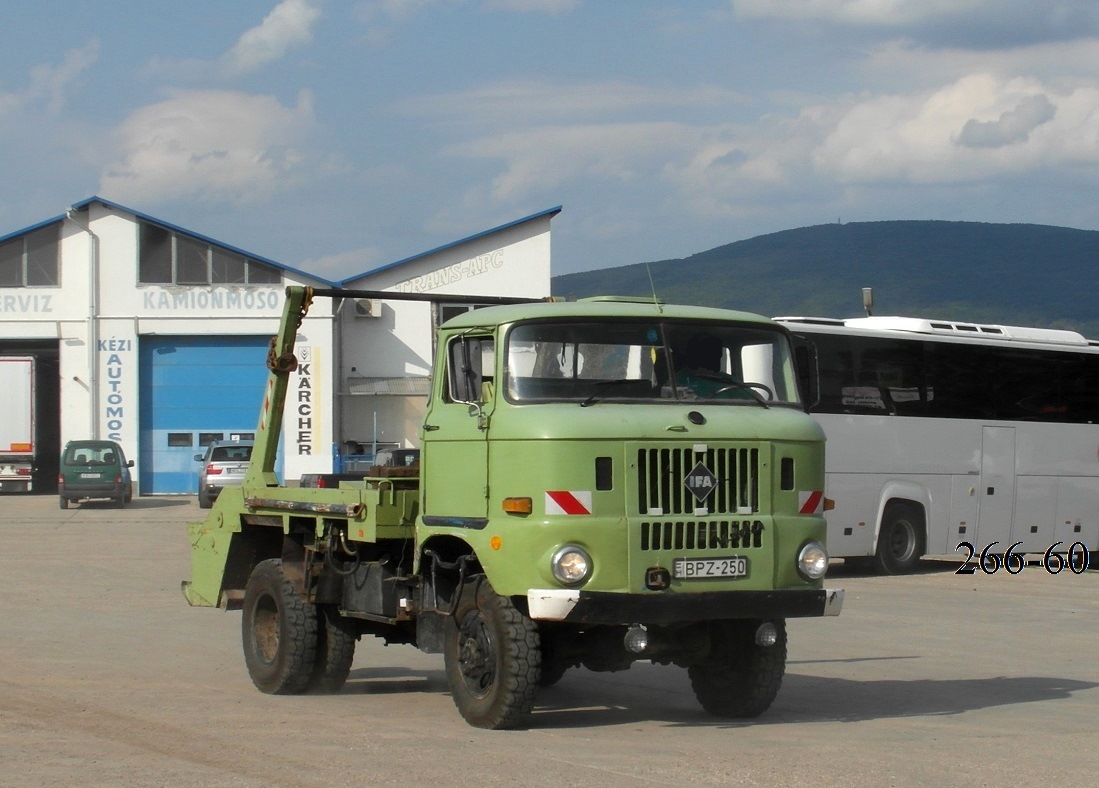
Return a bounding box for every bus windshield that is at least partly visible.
[505,319,801,406]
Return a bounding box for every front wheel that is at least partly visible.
[241,559,318,694]
[689,619,786,718]
[443,577,541,729]
[873,503,925,574]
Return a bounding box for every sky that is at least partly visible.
[3,1,1099,280]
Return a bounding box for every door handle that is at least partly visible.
[424,424,440,431]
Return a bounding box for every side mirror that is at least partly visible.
[792,337,820,410]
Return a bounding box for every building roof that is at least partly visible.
[65,196,336,286]
[337,206,562,286]
[2,198,562,289]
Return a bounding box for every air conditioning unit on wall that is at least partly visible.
[353,298,380,318]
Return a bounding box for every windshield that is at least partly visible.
[64,444,122,466]
[505,319,801,406]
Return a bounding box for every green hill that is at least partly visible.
[551,220,1099,338]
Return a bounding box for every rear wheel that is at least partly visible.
[689,619,786,718]
[198,491,213,509]
[444,576,540,729]
[241,559,318,694]
[58,496,68,510]
[307,606,357,693]
[873,502,925,574]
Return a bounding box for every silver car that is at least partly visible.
[195,440,253,509]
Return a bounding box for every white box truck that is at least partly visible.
[0,356,36,492]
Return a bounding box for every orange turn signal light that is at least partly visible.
[824,497,836,512]
[502,496,532,515]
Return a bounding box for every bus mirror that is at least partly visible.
[793,339,820,410]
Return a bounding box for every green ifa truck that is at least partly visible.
[183,286,844,729]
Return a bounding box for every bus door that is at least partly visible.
[977,426,1016,547]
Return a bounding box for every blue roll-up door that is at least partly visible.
[139,336,270,494]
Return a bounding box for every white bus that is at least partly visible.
[779,314,1099,573]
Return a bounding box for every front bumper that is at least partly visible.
[528,586,844,624]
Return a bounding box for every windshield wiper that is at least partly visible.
[580,379,641,407]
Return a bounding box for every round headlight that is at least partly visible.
[552,545,592,586]
[797,541,829,580]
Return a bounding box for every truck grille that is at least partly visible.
[636,446,759,516]
[641,519,764,551]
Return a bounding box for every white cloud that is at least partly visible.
[813,74,1099,182]
[731,1,1099,47]
[860,37,1099,89]
[99,89,316,204]
[222,0,322,75]
[449,121,709,200]
[359,0,578,18]
[400,80,747,122]
[0,40,99,118]
[957,94,1056,148]
[355,0,579,40]
[481,0,580,12]
[442,70,1099,227]
[733,0,988,26]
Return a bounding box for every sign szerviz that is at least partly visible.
[545,491,592,515]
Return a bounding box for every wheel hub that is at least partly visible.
[253,595,280,664]
[457,612,495,694]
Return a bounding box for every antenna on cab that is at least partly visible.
[645,263,663,314]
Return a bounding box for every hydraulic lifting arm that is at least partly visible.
[244,285,313,489]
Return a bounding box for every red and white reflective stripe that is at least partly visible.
[798,490,824,514]
[545,491,592,515]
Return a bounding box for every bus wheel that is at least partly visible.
[444,577,540,729]
[307,606,357,693]
[873,503,925,574]
[241,559,318,694]
[689,619,786,718]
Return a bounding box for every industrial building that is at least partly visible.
[0,197,558,495]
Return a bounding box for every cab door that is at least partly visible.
[420,333,494,527]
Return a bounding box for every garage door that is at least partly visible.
[139,336,271,494]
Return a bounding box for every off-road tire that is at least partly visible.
[689,619,787,718]
[873,502,925,575]
[241,559,318,694]
[306,606,357,693]
[444,576,541,729]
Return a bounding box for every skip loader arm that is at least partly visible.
[244,285,312,491]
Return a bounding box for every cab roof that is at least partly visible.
[440,298,778,330]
